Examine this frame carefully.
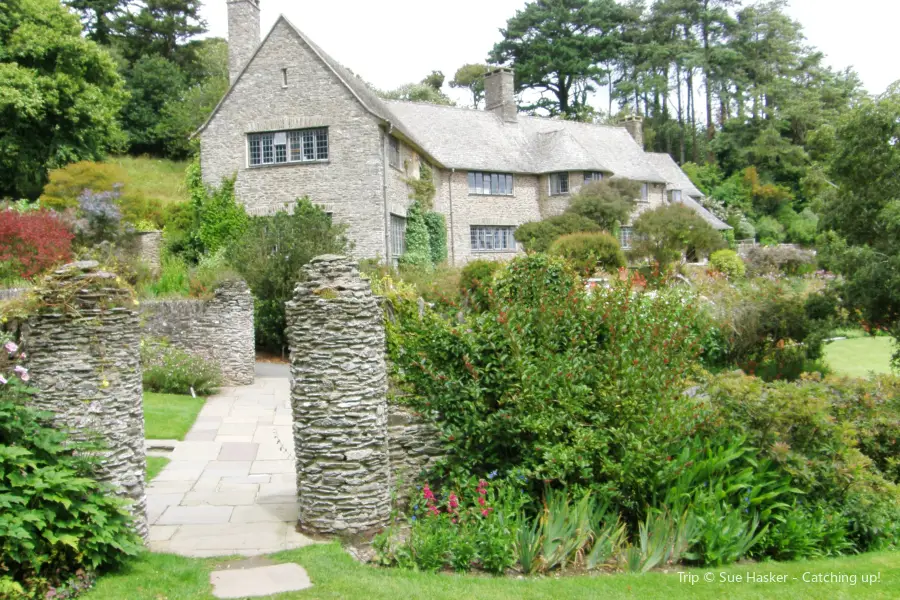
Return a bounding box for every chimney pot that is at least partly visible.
[227,0,261,85]
[484,67,517,123]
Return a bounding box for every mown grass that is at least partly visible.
[825,331,895,379]
[85,543,900,600]
[106,155,189,206]
[145,457,170,482]
[143,392,205,440]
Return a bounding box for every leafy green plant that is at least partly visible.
[566,179,639,231]
[709,249,746,278]
[400,201,432,271]
[548,231,626,274]
[630,204,726,268]
[514,213,601,253]
[458,259,500,312]
[423,211,448,265]
[140,339,223,396]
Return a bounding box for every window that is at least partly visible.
[640,183,649,201]
[619,226,633,250]
[669,189,683,203]
[584,171,604,184]
[248,127,328,166]
[470,226,516,252]
[468,171,514,195]
[549,172,569,196]
[388,136,400,169]
[390,214,406,260]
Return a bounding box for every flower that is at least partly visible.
[487,470,498,480]
[423,484,435,502]
[20,373,29,382]
[0,375,6,385]
[478,496,486,506]
[14,365,27,375]
[482,509,490,517]
[448,493,459,510]
[4,341,17,354]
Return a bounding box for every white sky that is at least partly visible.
[200,0,900,109]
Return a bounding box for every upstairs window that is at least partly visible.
[471,226,516,252]
[669,189,683,203]
[468,172,514,195]
[248,127,328,166]
[388,136,401,169]
[549,172,569,196]
[640,183,649,201]
[584,171,604,184]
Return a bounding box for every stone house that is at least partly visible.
[197,1,729,266]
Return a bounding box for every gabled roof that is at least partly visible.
[645,153,731,230]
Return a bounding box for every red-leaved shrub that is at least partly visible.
[0,210,74,278]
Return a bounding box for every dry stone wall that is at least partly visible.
[387,405,445,498]
[19,262,148,540]
[140,280,255,385]
[286,255,391,535]
[133,231,162,274]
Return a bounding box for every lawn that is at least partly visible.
[106,155,189,206]
[145,457,170,482]
[143,392,205,440]
[824,330,895,379]
[85,543,899,600]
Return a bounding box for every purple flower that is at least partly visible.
[0,375,7,385]
[4,341,17,354]
[20,373,29,382]
[14,365,27,375]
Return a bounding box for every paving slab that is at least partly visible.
[218,442,259,462]
[210,563,311,598]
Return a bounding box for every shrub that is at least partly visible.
[458,259,500,312]
[743,245,816,276]
[0,367,141,596]
[548,231,625,274]
[387,254,708,519]
[709,249,745,278]
[566,179,639,230]
[74,189,124,246]
[226,197,348,353]
[514,213,600,253]
[140,339,223,396]
[756,215,786,245]
[630,204,726,268]
[399,201,432,270]
[39,161,128,211]
[423,211,448,265]
[0,209,74,278]
[187,161,248,257]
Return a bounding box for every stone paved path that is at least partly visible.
[146,365,316,557]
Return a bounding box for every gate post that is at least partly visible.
[286,255,391,535]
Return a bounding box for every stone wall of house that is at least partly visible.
[140,280,255,385]
[286,255,391,535]
[387,404,444,498]
[0,288,25,302]
[19,262,148,540]
[201,18,388,259]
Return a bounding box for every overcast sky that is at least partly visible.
[200,0,900,108]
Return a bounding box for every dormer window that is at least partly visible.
[669,189,683,203]
[584,172,604,184]
[549,172,569,196]
[388,136,401,169]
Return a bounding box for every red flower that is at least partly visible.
[478,496,486,506]
[423,485,435,501]
[482,509,490,517]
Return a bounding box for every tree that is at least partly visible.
[122,55,187,154]
[113,0,206,64]
[566,178,639,230]
[630,204,725,267]
[378,83,454,105]
[421,70,445,91]
[225,198,348,353]
[489,0,629,118]
[0,0,127,199]
[450,63,489,108]
[66,0,126,44]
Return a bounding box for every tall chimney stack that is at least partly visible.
[227,0,261,85]
[620,114,644,149]
[484,68,517,123]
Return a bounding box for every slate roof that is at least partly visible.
[645,153,731,230]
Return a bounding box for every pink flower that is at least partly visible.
[482,509,489,517]
[448,493,459,510]
[0,375,6,385]
[4,341,17,354]
[478,496,486,506]
[423,484,435,502]
[19,373,29,382]
[14,365,27,375]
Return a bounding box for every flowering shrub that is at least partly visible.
[0,210,74,279]
[709,249,746,279]
[0,335,141,597]
[388,254,710,520]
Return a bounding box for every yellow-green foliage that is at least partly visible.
[710,249,746,278]
[40,161,129,211]
[107,156,189,206]
[548,231,625,274]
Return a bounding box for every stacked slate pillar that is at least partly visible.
[22,261,148,540]
[286,255,391,535]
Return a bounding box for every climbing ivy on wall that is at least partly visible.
[402,162,447,267]
[424,211,447,265]
[400,200,432,270]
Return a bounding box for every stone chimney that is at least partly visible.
[620,114,644,149]
[227,0,261,85]
[484,68,517,123]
